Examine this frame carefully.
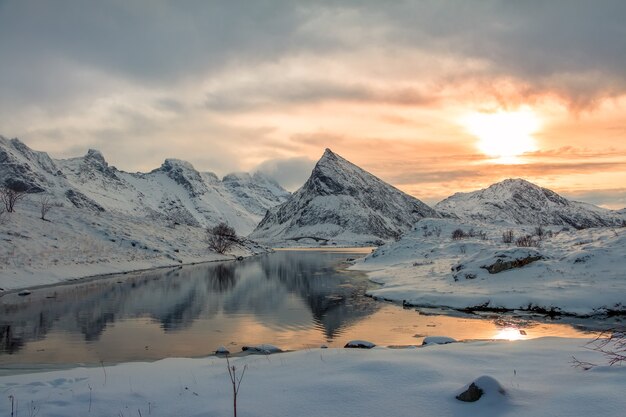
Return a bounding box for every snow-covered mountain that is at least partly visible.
[435,178,623,229]
[0,136,289,235]
[250,149,439,245]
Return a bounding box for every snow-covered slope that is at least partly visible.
[352,218,626,315]
[0,199,269,291]
[250,149,439,246]
[435,178,622,229]
[0,136,289,235]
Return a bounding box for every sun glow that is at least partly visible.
[462,107,541,161]
[493,327,527,341]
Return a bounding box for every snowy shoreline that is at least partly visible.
[0,200,270,293]
[2,337,625,417]
[351,218,626,317]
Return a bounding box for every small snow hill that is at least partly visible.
[250,148,439,246]
[435,178,623,229]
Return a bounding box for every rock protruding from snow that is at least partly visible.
[0,136,59,192]
[456,376,506,402]
[241,344,283,354]
[422,336,457,346]
[436,178,622,229]
[251,149,438,245]
[215,346,230,355]
[344,340,376,349]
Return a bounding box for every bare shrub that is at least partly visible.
[451,229,467,240]
[502,230,514,244]
[1,185,28,213]
[515,235,539,247]
[38,194,56,221]
[226,356,247,417]
[206,222,238,254]
[572,329,626,369]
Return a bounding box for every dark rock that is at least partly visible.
[65,189,106,212]
[456,383,483,402]
[344,340,376,349]
[483,254,543,274]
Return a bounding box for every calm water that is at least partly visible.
[0,249,604,368]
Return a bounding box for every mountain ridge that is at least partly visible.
[0,136,289,235]
[435,178,623,229]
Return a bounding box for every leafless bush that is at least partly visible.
[572,329,626,369]
[502,229,514,244]
[0,208,6,225]
[459,244,467,254]
[515,235,539,247]
[1,185,28,213]
[38,194,58,221]
[451,229,467,240]
[206,222,238,254]
[226,356,247,417]
[469,228,488,240]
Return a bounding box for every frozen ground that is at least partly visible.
[0,199,268,292]
[1,337,624,417]
[352,218,626,316]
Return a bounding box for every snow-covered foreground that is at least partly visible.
[352,219,626,316]
[0,200,268,291]
[1,338,624,417]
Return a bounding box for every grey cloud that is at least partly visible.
[205,80,436,112]
[255,156,317,191]
[3,0,625,112]
[561,188,626,209]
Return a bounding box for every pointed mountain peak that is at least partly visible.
[251,149,438,244]
[160,158,197,173]
[85,148,106,165]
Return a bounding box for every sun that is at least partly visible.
[462,107,541,161]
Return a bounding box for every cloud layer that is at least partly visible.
[1,0,625,207]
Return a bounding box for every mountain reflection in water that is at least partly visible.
[0,250,377,363]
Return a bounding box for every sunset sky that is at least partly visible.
[1,1,625,208]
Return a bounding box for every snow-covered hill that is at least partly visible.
[435,178,623,229]
[352,218,626,316]
[0,136,289,235]
[250,149,439,246]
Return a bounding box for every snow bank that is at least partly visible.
[352,218,626,315]
[0,200,269,291]
[1,338,624,417]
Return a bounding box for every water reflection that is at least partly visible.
[0,250,378,364]
[0,250,607,366]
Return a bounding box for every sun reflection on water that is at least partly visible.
[493,327,527,341]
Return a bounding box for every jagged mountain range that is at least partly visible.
[250,149,439,245]
[2,137,623,244]
[435,178,624,229]
[0,136,289,235]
